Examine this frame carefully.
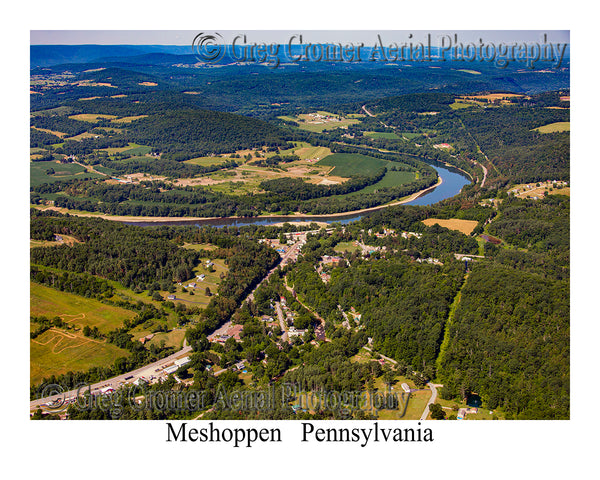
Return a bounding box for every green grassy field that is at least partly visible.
[533,121,570,133]
[147,328,187,349]
[268,142,331,161]
[450,100,477,110]
[99,142,144,155]
[317,153,391,176]
[30,160,104,186]
[164,257,228,306]
[401,132,423,139]
[93,165,114,175]
[334,241,362,253]
[184,156,231,167]
[68,113,117,122]
[31,328,130,385]
[365,131,401,139]
[111,115,148,123]
[30,281,136,334]
[181,242,218,252]
[122,145,152,156]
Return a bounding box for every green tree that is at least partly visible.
[429,403,446,420]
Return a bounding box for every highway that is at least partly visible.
[31,239,304,412]
[30,339,192,411]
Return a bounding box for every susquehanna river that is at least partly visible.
[124,164,471,228]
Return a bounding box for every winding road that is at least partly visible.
[420,383,443,420]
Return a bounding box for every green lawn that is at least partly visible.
[334,241,362,253]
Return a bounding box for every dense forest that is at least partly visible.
[437,262,569,419]
[123,109,290,160]
[458,106,569,183]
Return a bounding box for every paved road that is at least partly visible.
[476,160,488,187]
[247,240,301,303]
[275,302,289,343]
[362,104,375,117]
[420,383,443,420]
[32,240,305,411]
[31,340,192,410]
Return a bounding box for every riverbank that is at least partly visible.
[33,176,443,225]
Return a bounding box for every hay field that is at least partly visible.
[422,218,479,235]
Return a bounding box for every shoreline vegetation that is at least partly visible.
[34,176,443,225]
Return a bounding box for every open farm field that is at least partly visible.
[422,218,479,235]
[31,126,68,138]
[278,111,361,132]
[181,243,218,252]
[65,132,100,141]
[533,121,570,133]
[122,145,152,156]
[317,153,392,177]
[401,132,423,139]
[69,113,117,122]
[30,160,103,186]
[184,156,232,167]
[30,234,80,249]
[99,143,146,155]
[31,328,129,385]
[365,131,401,139]
[549,187,570,196]
[450,100,477,110]
[288,144,332,161]
[111,115,148,123]
[30,281,136,334]
[461,93,524,102]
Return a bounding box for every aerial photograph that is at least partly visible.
[28,29,571,427]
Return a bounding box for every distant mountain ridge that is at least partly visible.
[30,45,192,67]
